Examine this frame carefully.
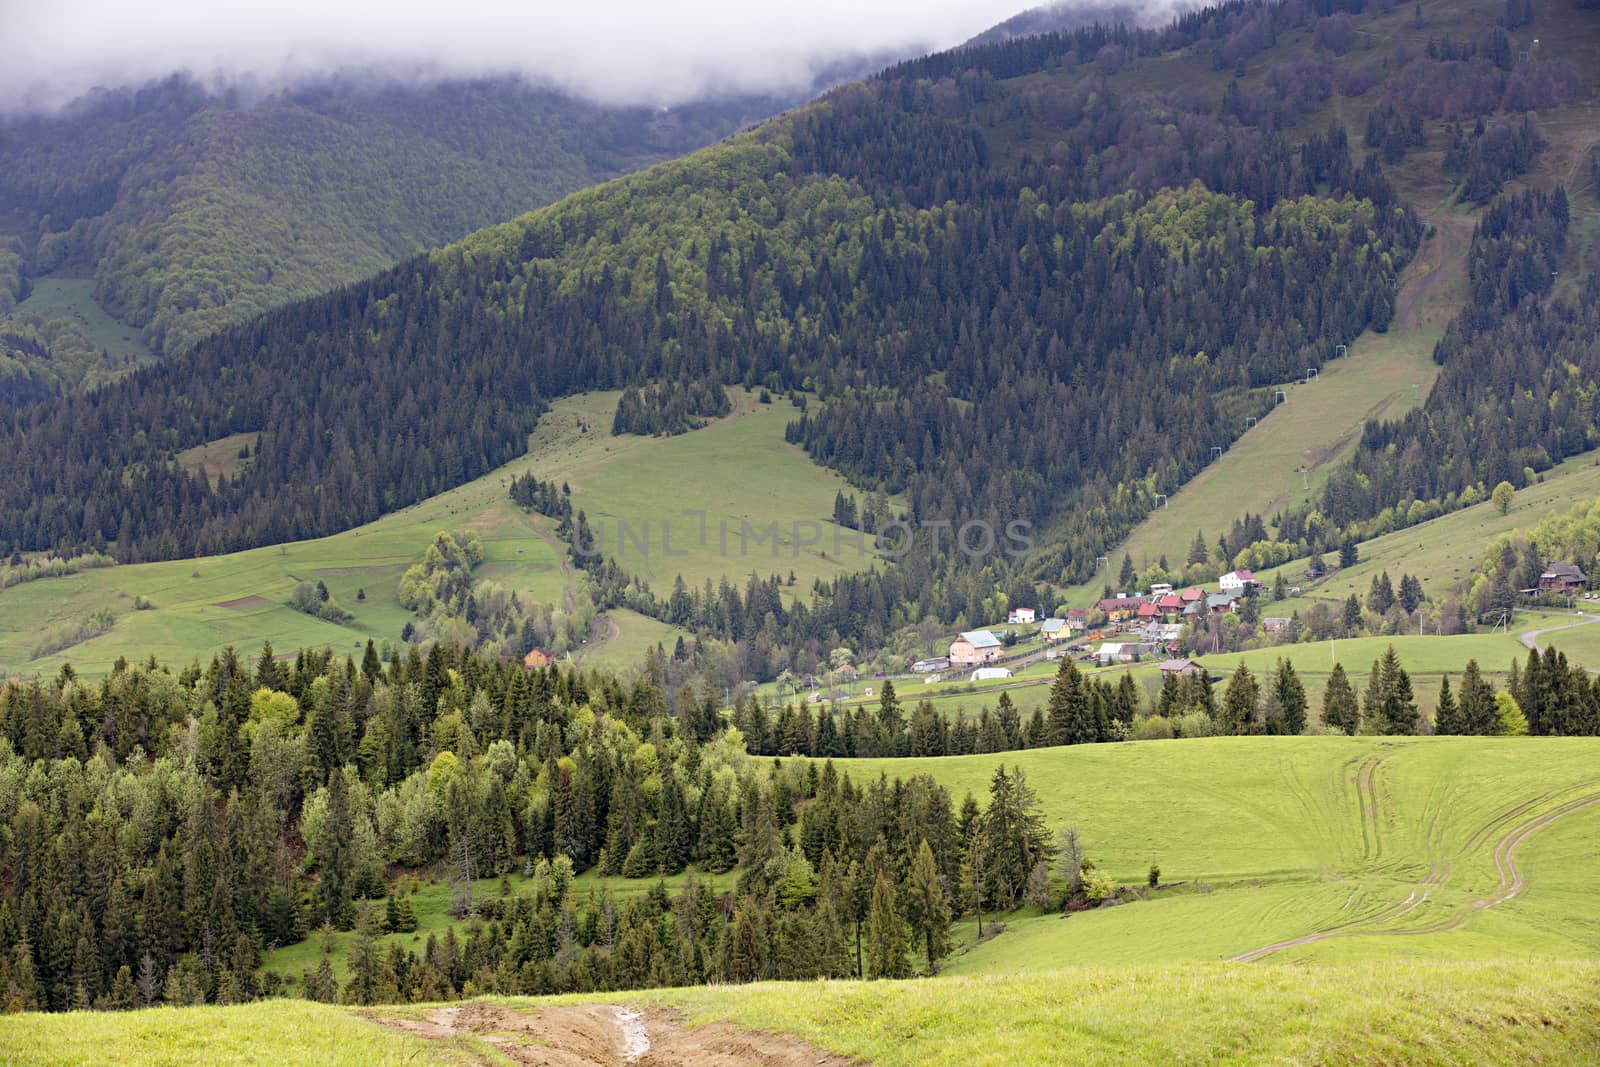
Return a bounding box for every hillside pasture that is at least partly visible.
[0,388,882,677]
[830,736,1600,969]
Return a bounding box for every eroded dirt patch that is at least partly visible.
[215,595,271,609]
[368,1001,858,1067]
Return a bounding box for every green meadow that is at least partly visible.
[0,999,455,1067]
[1256,452,1600,607]
[829,736,1600,966]
[1085,325,1439,589]
[628,958,1600,1066]
[524,389,884,597]
[13,277,157,369]
[0,388,872,678]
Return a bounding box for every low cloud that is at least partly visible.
[3,0,1053,112]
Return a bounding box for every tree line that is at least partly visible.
[0,641,1089,1012]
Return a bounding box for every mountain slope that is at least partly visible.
[0,73,861,400]
[0,8,1418,580]
[3,0,1598,668]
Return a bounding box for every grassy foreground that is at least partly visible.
[9,960,1600,1065]
[0,999,459,1067]
[632,960,1600,1066]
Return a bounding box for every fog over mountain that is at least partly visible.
[3,0,1054,112]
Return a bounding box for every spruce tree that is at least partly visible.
[903,840,950,973]
[1220,663,1259,735]
[1274,659,1307,735]
[865,873,909,979]
[1458,660,1497,735]
[1322,662,1359,734]
[1371,646,1418,735]
[1046,658,1093,745]
[345,901,382,1005]
[1433,676,1462,735]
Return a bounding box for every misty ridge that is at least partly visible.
[0,0,1187,116]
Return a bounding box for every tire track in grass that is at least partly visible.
[1231,788,1600,960]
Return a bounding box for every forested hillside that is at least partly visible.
[0,6,1419,579]
[0,0,1596,674]
[0,75,822,400]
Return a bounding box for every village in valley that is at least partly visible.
[915,569,1270,688]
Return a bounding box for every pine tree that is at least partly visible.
[903,840,950,973]
[1322,662,1359,734]
[1369,646,1418,735]
[1458,659,1497,735]
[1433,676,1461,734]
[1274,659,1307,735]
[345,901,382,1005]
[729,907,766,983]
[1368,571,1395,614]
[1342,594,1363,633]
[865,873,909,979]
[1220,663,1259,735]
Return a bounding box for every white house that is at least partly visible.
[949,630,1003,667]
[1150,582,1174,598]
[970,667,1013,681]
[1219,569,1257,593]
[1008,607,1037,624]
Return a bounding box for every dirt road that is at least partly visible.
[370,1001,855,1067]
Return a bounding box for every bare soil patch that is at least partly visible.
[215,595,271,609]
[369,1001,857,1067]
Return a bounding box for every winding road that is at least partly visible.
[1519,613,1599,652]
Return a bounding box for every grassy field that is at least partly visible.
[830,736,1600,967]
[14,277,156,368]
[0,388,873,678]
[11,957,1600,1065]
[1081,327,1440,590]
[0,456,571,678]
[0,999,458,1067]
[524,389,884,597]
[638,958,1600,1065]
[1254,452,1600,608]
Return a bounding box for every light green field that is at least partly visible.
[525,389,882,597]
[0,458,570,678]
[828,737,1600,969]
[575,607,683,673]
[12,958,1600,1066]
[1199,631,1529,679]
[1085,328,1439,588]
[13,277,156,368]
[1540,621,1600,668]
[0,999,455,1067]
[0,388,878,677]
[639,959,1600,1066]
[1256,453,1600,610]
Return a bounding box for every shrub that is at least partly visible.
[1132,715,1175,741]
[1083,868,1118,905]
